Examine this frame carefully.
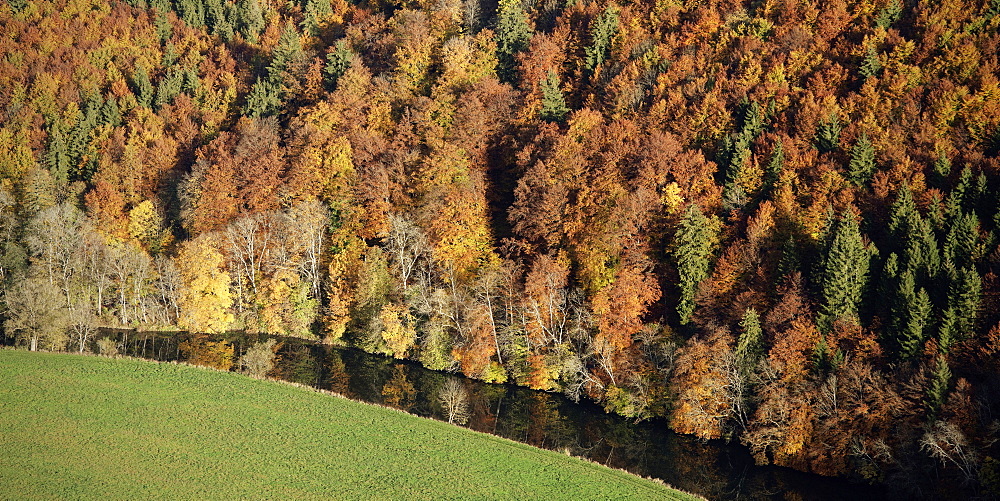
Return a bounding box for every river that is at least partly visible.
[94,329,885,500]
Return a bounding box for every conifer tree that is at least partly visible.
[943,211,979,269]
[674,204,718,324]
[133,66,154,108]
[947,265,981,338]
[43,124,70,185]
[817,211,873,330]
[495,0,532,84]
[847,133,876,185]
[894,271,932,360]
[735,308,762,372]
[584,7,619,76]
[815,114,842,153]
[860,46,882,81]
[324,41,354,90]
[539,70,569,123]
[236,0,265,44]
[925,356,951,420]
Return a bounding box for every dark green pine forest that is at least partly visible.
[2,0,1000,496]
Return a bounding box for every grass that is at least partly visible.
[0,350,698,500]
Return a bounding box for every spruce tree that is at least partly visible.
[925,356,951,421]
[674,204,718,324]
[860,46,882,81]
[948,265,981,338]
[324,41,354,91]
[894,271,932,360]
[495,0,532,85]
[735,308,763,373]
[847,133,876,185]
[932,150,952,186]
[236,0,265,44]
[943,211,978,268]
[539,70,569,123]
[133,66,154,108]
[584,7,619,76]
[817,211,873,330]
[44,123,70,185]
[815,114,842,153]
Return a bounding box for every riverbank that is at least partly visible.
[0,350,696,500]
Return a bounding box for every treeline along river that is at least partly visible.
[19,330,885,500]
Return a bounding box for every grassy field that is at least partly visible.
[0,350,697,500]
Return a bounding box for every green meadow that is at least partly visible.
[0,350,697,500]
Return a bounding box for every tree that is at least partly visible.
[324,41,354,90]
[176,236,234,334]
[817,211,873,331]
[239,338,278,378]
[674,204,719,324]
[494,0,531,84]
[847,133,875,186]
[438,377,470,424]
[539,70,569,123]
[585,7,619,77]
[3,276,68,351]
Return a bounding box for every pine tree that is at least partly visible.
[943,211,978,268]
[817,211,873,330]
[495,0,532,85]
[242,78,283,118]
[763,141,784,192]
[268,23,304,78]
[674,204,718,324]
[932,150,951,186]
[539,70,569,123]
[155,68,185,109]
[584,7,619,76]
[847,133,876,185]
[44,123,70,185]
[947,265,981,338]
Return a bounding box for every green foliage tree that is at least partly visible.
[674,204,719,324]
[815,114,842,153]
[735,308,763,372]
[495,0,532,84]
[876,0,903,29]
[847,133,876,185]
[925,356,951,420]
[860,46,882,81]
[236,0,265,43]
[817,211,873,330]
[539,70,569,123]
[584,7,619,76]
[324,41,354,91]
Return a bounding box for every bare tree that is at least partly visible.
[226,213,276,311]
[438,377,470,425]
[386,213,429,292]
[921,420,979,484]
[283,199,328,300]
[3,276,68,351]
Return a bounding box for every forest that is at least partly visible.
[1,0,999,496]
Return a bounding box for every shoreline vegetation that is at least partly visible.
[0,349,698,500]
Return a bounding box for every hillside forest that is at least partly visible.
[2,0,1000,495]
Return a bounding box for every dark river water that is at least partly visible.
[93,330,885,500]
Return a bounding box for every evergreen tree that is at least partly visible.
[763,141,784,192]
[268,23,304,78]
[894,271,932,360]
[947,265,981,338]
[495,0,532,85]
[932,150,951,186]
[133,66,154,108]
[324,41,354,90]
[155,68,185,109]
[735,308,763,372]
[584,7,619,76]
[876,0,903,29]
[539,70,569,123]
[860,46,882,81]
[43,123,70,185]
[943,211,979,269]
[815,114,842,153]
[99,97,122,128]
[302,0,333,36]
[243,78,283,118]
[817,211,873,330]
[847,133,876,185]
[236,0,265,44]
[925,356,951,421]
[674,204,718,324]
[176,0,206,28]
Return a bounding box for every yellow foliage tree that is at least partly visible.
[176,236,234,334]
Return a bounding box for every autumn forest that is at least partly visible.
[2,0,1000,496]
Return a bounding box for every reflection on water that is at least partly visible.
[104,330,885,500]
